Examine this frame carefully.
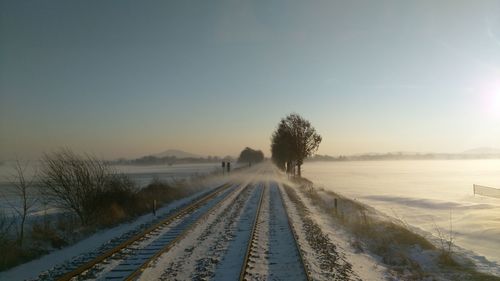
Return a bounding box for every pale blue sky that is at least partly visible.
[1,0,500,159]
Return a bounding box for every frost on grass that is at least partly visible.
[20,184,221,281]
[282,184,359,281]
[292,178,500,281]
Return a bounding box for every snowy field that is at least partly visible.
[0,179,227,280]
[112,163,222,187]
[303,160,500,266]
[0,162,222,187]
[1,162,496,280]
[0,162,223,214]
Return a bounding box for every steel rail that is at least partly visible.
[238,183,265,281]
[56,183,232,281]
[277,183,312,281]
[124,184,245,281]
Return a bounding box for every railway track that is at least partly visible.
[56,180,310,281]
[56,183,239,281]
[211,183,265,281]
[239,182,310,281]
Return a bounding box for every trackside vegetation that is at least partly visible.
[0,149,208,271]
[237,147,264,166]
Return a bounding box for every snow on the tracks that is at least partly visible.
[211,183,263,281]
[256,182,307,280]
[138,184,256,280]
[244,182,270,280]
[0,180,225,281]
[191,185,258,280]
[95,184,237,280]
[2,163,401,281]
[281,182,389,281]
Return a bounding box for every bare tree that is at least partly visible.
[39,149,111,225]
[271,113,322,176]
[2,159,37,247]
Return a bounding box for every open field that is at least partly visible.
[1,162,497,280]
[303,160,500,271]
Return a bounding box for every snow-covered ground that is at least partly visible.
[242,182,308,280]
[244,183,270,280]
[3,161,498,280]
[303,160,500,269]
[112,163,222,187]
[280,180,385,281]
[262,182,307,279]
[0,163,224,214]
[151,179,308,281]
[137,183,247,280]
[211,184,263,281]
[95,185,237,280]
[0,179,226,281]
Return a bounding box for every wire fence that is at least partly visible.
[473,184,500,199]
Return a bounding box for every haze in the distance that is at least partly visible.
[1,1,500,160]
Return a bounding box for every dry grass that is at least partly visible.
[283,185,356,280]
[0,176,200,272]
[292,177,500,281]
[0,214,47,271]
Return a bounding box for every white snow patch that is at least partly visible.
[137,184,245,280]
[0,180,226,281]
[279,180,390,281]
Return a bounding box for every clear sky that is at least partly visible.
[1,0,500,160]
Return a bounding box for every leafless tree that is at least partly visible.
[271,113,322,176]
[39,149,111,225]
[2,159,37,247]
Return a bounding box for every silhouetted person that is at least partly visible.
[227,162,231,173]
[222,161,225,175]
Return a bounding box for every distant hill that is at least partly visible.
[462,147,500,155]
[153,149,203,159]
[110,149,224,165]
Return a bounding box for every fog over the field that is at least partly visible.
[303,160,500,269]
[2,1,500,160]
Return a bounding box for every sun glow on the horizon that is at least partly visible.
[479,77,500,120]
